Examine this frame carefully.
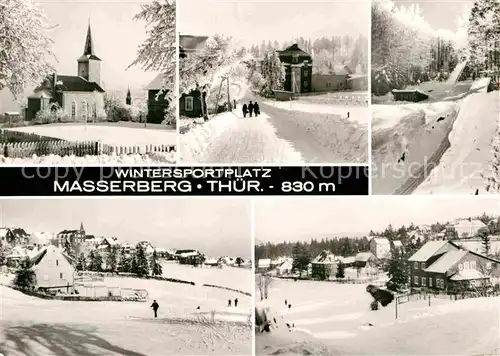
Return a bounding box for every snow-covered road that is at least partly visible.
[180,98,368,164]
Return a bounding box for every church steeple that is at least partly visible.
[77,21,102,84]
[80,221,85,233]
[126,87,132,105]
[83,21,95,57]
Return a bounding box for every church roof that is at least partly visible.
[78,23,101,61]
[54,75,105,93]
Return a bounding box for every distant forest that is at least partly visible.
[255,213,500,261]
[244,35,368,75]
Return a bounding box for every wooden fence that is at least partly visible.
[0,131,176,158]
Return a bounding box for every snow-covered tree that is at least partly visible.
[467,0,500,71]
[179,34,251,119]
[88,250,103,272]
[76,253,86,271]
[150,249,162,277]
[0,0,55,98]
[129,0,176,124]
[260,50,285,96]
[106,245,119,273]
[131,244,149,277]
[118,248,131,273]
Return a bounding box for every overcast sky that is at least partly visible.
[0,199,251,258]
[179,0,369,48]
[255,197,500,243]
[394,0,473,32]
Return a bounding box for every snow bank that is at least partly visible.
[180,112,239,162]
[262,99,369,126]
[415,89,500,194]
[372,101,457,131]
[0,152,175,164]
[7,124,177,146]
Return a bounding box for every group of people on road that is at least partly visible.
[228,298,239,307]
[242,101,260,118]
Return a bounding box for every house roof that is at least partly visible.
[333,64,352,75]
[313,250,337,264]
[424,250,468,273]
[408,240,451,262]
[454,219,486,228]
[145,73,165,91]
[338,256,356,264]
[30,246,74,266]
[278,44,311,57]
[355,252,374,262]
[371,238,390,245]
[393,241,403,247]
[258,259,271,268]
[180,35,209,52]
[450,269,488,281]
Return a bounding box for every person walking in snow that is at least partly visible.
[288,303,292,311]
[150,300,159,318]
[248,101,254,117]
[285,299,288,306]
[254,102,260,117]
[242,103,248,118]
[234,298,238,307]
[228,299,232,307]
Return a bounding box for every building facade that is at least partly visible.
[26,23,105,121]
[278,44,313,94]
[31,246,75,290]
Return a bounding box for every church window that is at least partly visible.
[71,101,76,120]
[81,100,87,120]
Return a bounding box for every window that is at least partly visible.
[414,276,419,285]
[56,259,58,266]
[185,96,194,111]
[43,275,49,281]
[303,71,309,77]
[421,262,425,270]
[71,101,76,119]
[292,54,299,63]
[464,261,470,269]
[303,80,308,87]
[458,263,463,271]
[414,262,418,270]
[81,100,87,120]
[421,277,426,286]
[60,273,64,279]
[470,261,476,269]
[429,277,433,287]
[487,262,492,269]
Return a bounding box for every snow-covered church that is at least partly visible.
[26,23,105,121]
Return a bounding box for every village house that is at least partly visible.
[26,23,105,121]
[277,44,313,94]
[408,240,500,292]
[0,227,31,246]
[311,64,352,92]
[175,249,204,265]
[276,258,293,276]
[446,219,487,239]
[311,250,339,280]
[30,245,75,292]
[353,252,379,276]
[179,35,209,118]
[369,237,402,260]
[204,257,222,267]
[145,74,169,124]
[256,258,271,273]
[56,222,87,246]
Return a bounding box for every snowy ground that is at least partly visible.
[0,152,176,164]
[256,278,500,356]
[7,124,177,147]
[372,78,495,194]
[180,97,368,164]
[0,266,252,355]
[414,80,499,194]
